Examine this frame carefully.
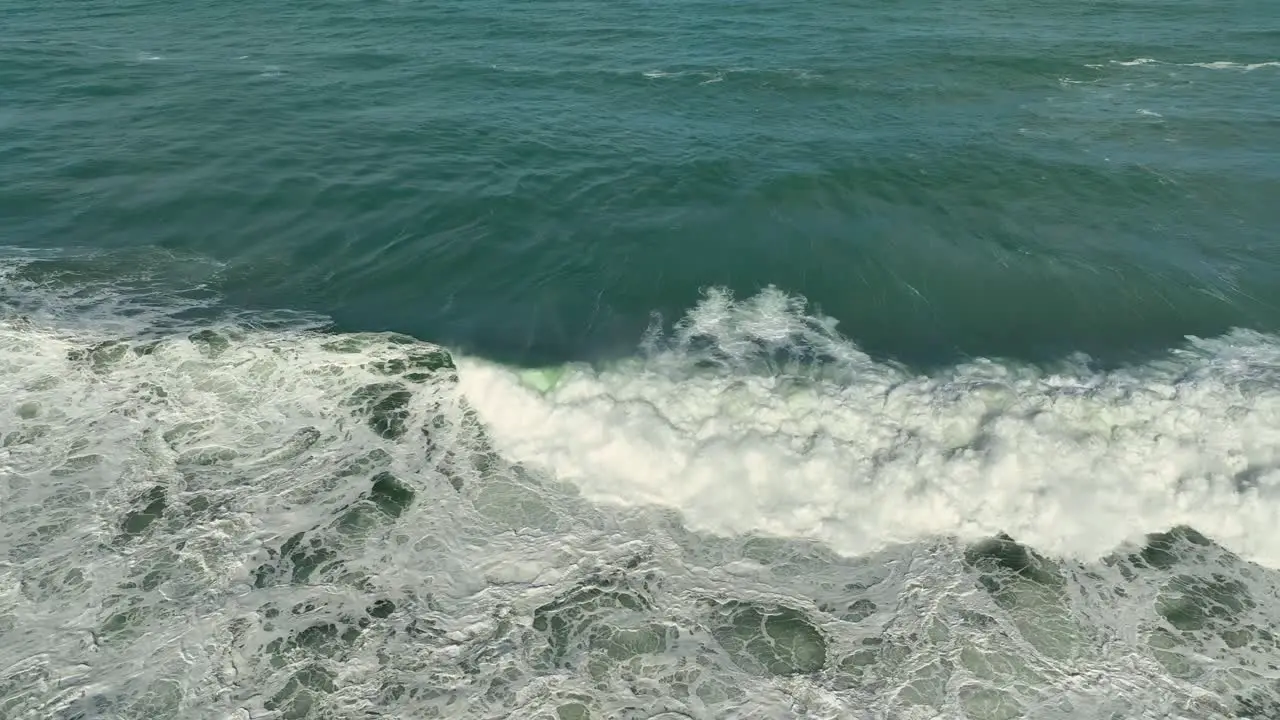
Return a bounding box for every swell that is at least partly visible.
[5,21,1279,371]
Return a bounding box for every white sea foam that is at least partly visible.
[2,282,1280,719]
[1188,61,1280,71]
[1110,58,1279,71]
[1113,58,1160,67]
[461,286,1280,567]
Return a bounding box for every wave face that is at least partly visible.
[4,281,1280,719]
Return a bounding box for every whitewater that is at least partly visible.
[3,275,1280,719]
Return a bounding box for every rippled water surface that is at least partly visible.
[3,0,1280,717]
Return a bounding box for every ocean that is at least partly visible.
[2,0,1280,718]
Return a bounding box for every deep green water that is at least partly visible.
[3,1,1280,718]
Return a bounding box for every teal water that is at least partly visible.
[3,1,1280,718]
[5,0,1280,365]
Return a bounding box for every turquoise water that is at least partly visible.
[3,1,1280,718]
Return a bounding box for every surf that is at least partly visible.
[3,284,1280,718]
